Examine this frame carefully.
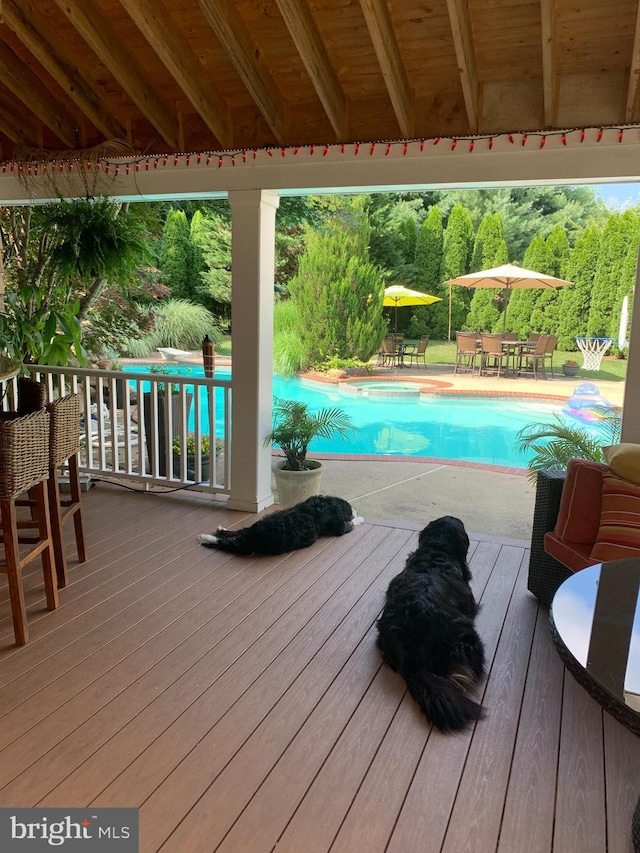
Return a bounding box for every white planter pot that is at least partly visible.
[272,460,324,505]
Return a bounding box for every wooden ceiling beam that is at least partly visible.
[51,0,180,150]
[445,0,479,133]
[626,0,640,121]
[195,0,286,145]
[274,0,348,139]
[540,0,557,127]
[122,0,232,149]
[3,0,126,142]
[0,40,77,147]
[358,0,412,137]
[0,101,38,147]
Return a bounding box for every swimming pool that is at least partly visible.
[123,364,579,468]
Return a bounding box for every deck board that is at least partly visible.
[0,481,638,852]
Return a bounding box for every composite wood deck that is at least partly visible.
[0,481,638,852]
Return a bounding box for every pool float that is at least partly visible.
[563,382,612,423]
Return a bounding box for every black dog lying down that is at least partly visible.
[198,494,362,555]
[376,515,486,732]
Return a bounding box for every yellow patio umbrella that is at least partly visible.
[446,263,573,335]
[383,284,441,335]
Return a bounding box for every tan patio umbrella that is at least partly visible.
[383,284,441,335]
[446,263,573,334]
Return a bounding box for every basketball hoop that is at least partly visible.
[575,337,612,371]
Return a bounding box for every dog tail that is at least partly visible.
[403,668,484,732]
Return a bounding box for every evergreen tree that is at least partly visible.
[529,226,570,334]
[611,218,640,342]
[159,209,192,299]
[190,211,232,325]
[287,202,387,367]
[466,213,508,331]
[412,206,444,337]
[558,223,601,349]
[442,204,474,339]
[588,211,638,336]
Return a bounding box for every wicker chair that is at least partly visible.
[527,469,572,607]
[47,394,86,588]
[0,408,58,645]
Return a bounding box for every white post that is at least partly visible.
[621,256,640,443]
[227,189,279,511]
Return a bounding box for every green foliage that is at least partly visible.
[557,222,601,349]
[159,210,192,300]
[442,204,474,338]
[287,202,387,367]
[411,207,445,337]
[190,210,232,310]
[315,356,373,372]
[265,398,356,470]
[125,299,218,356]
[466,213,508,331]
[172,433,212,455]
[273,299,309,376]
[516,409,622,483]
[588,210,639,336]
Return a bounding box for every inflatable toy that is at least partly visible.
[563,383,612,423]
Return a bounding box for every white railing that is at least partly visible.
[5,365,232,495]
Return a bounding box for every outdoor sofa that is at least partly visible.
[528,445,640,607]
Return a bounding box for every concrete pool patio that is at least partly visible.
[290,361,626,541]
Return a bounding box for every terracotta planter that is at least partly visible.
[272,459,324,505]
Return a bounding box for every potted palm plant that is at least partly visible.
[265,398,356,504]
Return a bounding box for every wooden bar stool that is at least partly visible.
[0,409,58,645]
[47,393,86,589]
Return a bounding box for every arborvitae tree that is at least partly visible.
[529,226,571,334]
[611,219,640,342]
[287,202,387,367]
[466,213,508,331]
[504,237,549,338]
[557,223,601,350]
[588,211,639,336]
[159,209,192,299]
[411,206,444,337]
[442,204,475,339]
[189,210,208,307]
[190,211,232,325]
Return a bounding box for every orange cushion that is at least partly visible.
[554,458,606,544]
[544,532,599,574]
[590,471,640,561]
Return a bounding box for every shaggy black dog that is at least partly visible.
[197,494,362,555]
[376,515,486,732]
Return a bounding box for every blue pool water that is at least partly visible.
[123,364,579,468]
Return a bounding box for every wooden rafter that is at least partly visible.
[123,0,233,149]
[275,0,348,140]
[0,40,77,147]
[4,0,125,142]
[540,0,557,127]
[358,0,412,138]
[0,101,37,147]
[195,0,286,145]
[445,0,479,134]
[626,0,640,122]
[51,0,179,150]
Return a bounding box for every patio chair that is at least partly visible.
[454,332,479,374]
[46,393,86,588]
[402,336,429,368]
[479,333,508,377]
[0,408,58,645]
[377,336,397,367]
[517,334,549,379]
[544,334,558,377]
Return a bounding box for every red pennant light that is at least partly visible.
[197,153,201,164]
[433,137,440,146]
[242,151,247,162]
[385,143,391,156]
[540,136,546,149]
[488,138,493,149]
[419,139,424,151]
[403,142,408,155]
[309,145,315,155]
[354,143,360,155]
[186,156,190,166]
[231,155,235,165]
[370,142,375,155]
[126,164,130,175]
[206,155,212,165]
[451,139,457,150]
[580,129,585,143]
[521,135,528,146]
[323,145,329,156]
[508,134,514,144]
[619,129,624,143]
[469,140,475,152]
[561,133,567,146]
[174,156,178,166]
[597,129,604,142]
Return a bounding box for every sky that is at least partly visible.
[587,182,640,209]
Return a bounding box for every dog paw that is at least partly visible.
[197,533,219,546]
[216,526,228,532]
[352,514,364,526]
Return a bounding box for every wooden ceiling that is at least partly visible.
[0,0,638,162]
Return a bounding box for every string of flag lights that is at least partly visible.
[2,125,640,177]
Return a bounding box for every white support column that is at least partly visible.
[621,246,640,443]
[227,189,279,511]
